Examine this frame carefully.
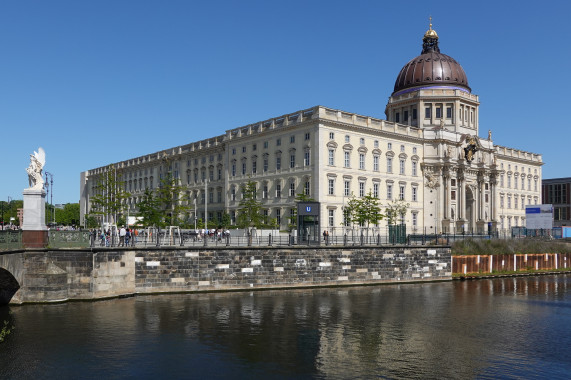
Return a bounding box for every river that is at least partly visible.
[1,275,571,379]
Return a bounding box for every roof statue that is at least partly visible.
[26,147,46,190]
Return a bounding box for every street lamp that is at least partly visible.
[7,197,12,228]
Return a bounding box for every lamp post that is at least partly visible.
[7,197,12,228]
[45,171,55,225]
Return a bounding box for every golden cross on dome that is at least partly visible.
[429,16,433,30]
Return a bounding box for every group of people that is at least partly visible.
[93,227,139,247]
[196,228,230,241]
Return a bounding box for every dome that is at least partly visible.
[392,24,470,96]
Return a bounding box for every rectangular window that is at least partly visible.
[412,187,417,202]
[328,209,334,227]
[209,169,214,181]
[399,185,405,200]
[507,176,511,188]
[359,154,365,169]
[231,187,236,201]
[344,151,350,168]
[305,132,310,140]
[395,112,400,123]
[446,106,452,118]
[412,161,417,176]
[387,184,393,200]
[217,190,222,203]
[328,179,334,195]
[399,159,405,175]
[425,106,431,119]
[304,151,310,166]
[500,195,504,208]
[276,138,281,146]
[262,185,268,199]
[263,141,268,149]
[276,157,281,170]
[304,181,310,196]
[451,190,456,200]
[360,138,365,145]
[218,169,222,180]
[373,156,379,171]
[328,150,334,166]
[508,196,511,209]
[232,148,236,155]
[359,182,365,197]
[404,110,409,122]
[252,161,257,174]
[252,144,257,151]
[290,135,295,143]
[373,183,379,198]
[435,107,442,119]
[344,181,350,197]
[276,183,281,198]
[209,191,213,203]
[290,155,295,168]
[276,209,281,225]
[263,158,268,172]
[242,163,246,175]
[388,142,392,150]
[374,140,379,148]
[387,157,393,173]
[412,213,418,227]
[514,177,518,189]
[329,132,334,140]
[345,135,350,143]
[242,146,246,153]
[412,108,417,120]
[289,182,295,197]
[231,164,236,177]
[515,196,518,209]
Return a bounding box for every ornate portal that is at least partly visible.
[26,147,45,190]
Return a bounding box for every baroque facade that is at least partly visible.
[80,24,542,234]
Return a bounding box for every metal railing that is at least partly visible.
[0,230,23,251]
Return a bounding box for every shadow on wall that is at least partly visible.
[0,268,20,305]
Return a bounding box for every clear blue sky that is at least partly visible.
[1,0,569,204]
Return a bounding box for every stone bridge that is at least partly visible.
[0,246,451,304]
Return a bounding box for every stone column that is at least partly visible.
[22,188,48,248]
[456,169,466,232]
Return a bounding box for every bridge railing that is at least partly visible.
[0,230,23,251]
[48,230,91,248]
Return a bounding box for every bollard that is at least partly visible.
[180,233,184,247]
[360,232,364,246]
[288,234,292,246]
[377,234,381,246]
[268,233,272,246]
[156,227,161,247]
[226,235,230,246]
[248,231,252,247]
[343,233,347,246]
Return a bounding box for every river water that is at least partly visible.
[1,275,571,379]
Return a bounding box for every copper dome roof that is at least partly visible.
[392,25,470,95]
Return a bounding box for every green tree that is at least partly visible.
[56,203,81,226]
[357,191,383,229]
[236,180,263,229]
[156,172,189,227]
[135,189,163,229]
[90,165,130,225]
[220,212,231,229]
[85,215,99,229]
[385,199,410,225]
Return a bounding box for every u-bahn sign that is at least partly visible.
[298,202,320,216]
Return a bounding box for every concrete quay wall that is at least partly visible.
[4,246,451,304]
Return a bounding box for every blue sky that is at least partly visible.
[1,0,570,204]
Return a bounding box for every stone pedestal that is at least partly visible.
[22,188,48,248]
[441,219,452,234]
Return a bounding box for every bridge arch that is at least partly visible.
[0,267,20,305]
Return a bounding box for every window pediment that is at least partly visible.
[327,141,338,149]
[357,146,368,154]
[386,150,395,157]
[343,143,353,151]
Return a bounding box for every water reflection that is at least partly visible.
[1,275,571,379]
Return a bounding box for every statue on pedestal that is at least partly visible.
[26,147,45,190]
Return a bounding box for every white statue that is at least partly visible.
[26,147,45,190]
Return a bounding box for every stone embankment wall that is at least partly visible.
[2,246,451,304]
[452,253,571,274]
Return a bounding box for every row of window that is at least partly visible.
[500,175,538,191]
[231,133,311,155]
[500,194,539,209]
[327,178,419,201]
[330,150,419,175]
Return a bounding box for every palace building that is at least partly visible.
[80,23,543,234]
